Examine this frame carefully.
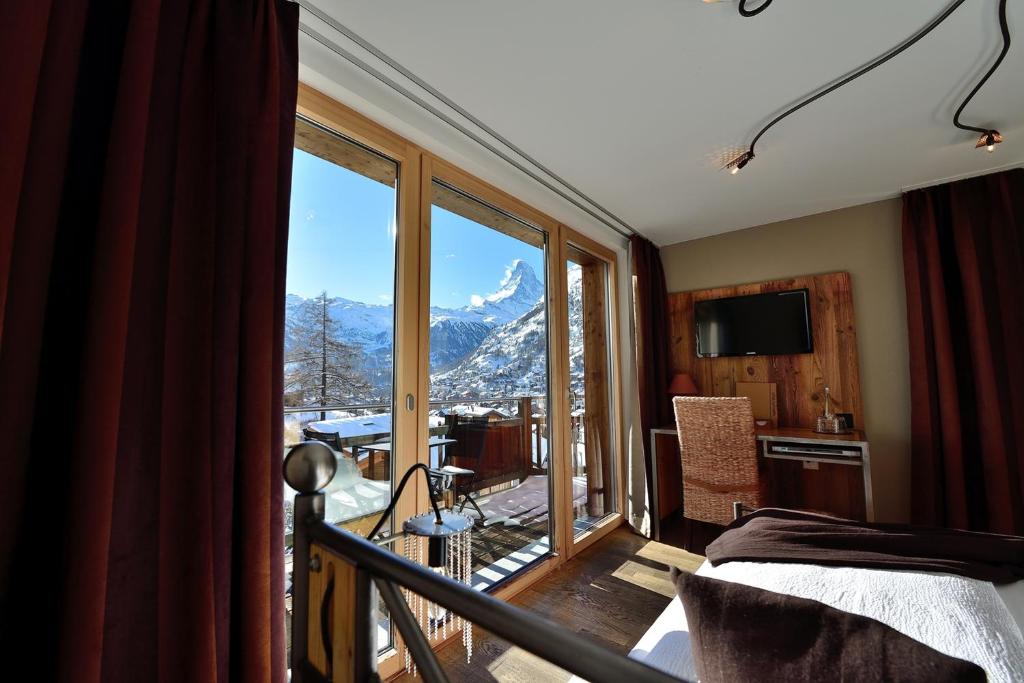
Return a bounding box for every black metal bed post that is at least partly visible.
[284,442,339,683]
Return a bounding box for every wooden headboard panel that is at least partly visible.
[667,271,864,431]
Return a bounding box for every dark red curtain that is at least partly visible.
[903,169,1024,535]
[0,2,298,681]
[630,235,674,524]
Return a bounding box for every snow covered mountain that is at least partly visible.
[463,259,545,325]
[431,263,584,399]
[285,260,549,399]
[428,317,491,371]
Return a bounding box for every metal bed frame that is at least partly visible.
[287,446,689,683]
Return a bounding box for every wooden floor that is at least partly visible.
[393,526,704,682]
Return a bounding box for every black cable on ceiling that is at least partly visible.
[738,0,773,18]
[726,0,1013,172]
[726,0,969,172]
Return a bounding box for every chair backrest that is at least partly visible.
[303,426,341,452]
[673,396,763,526]
[447,416,528,492]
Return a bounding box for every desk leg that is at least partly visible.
[861,445,874,522]
[649,430,660,541]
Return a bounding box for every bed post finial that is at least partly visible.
[284,441,337,494]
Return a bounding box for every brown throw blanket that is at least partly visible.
[706,508,1024,584]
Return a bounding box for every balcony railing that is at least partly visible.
[284,394,588,472]
[282,394,549,414]
[285,395,554,471]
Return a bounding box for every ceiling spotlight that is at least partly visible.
[725,150,754,175]
[976,130,1003,153]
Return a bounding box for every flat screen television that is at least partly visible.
[695,289,813,357]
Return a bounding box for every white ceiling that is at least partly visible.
[301,0,1023,246]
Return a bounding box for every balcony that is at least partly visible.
[283,394,600,586]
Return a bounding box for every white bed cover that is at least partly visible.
[623,561,1024,682]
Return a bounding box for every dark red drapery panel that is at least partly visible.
[902,169,1024,535]
[630,235,674,523]
[0,2,298,681]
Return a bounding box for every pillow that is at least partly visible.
[671,568,985,683]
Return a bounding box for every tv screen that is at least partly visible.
[695,289,813,357]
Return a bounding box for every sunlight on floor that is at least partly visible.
[636,540,705,572]
[611,559,677,597]
[610,540,705,597]
[486,644,572,683]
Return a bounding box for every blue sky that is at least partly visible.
[287,148,545,309]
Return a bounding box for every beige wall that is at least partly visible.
[660,199,910,522]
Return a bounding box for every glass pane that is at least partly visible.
[427,180,552,591]
[283,117,398,657]
[567,245,617,536]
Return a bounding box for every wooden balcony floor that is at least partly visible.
[394,526,704,682]
[469,519,547,576]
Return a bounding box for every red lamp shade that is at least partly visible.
[668,373,698,396]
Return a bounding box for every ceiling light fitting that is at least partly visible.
[726,150,754,175]
[977,131,1003,153]
[720,0,1011,174]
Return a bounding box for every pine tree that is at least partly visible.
[284,291,370,417]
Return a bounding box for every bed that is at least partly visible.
[571,508,1024,682]
[627,559,1024,682]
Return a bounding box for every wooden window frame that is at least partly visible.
[294,83,626,670]
[557,227,627,559]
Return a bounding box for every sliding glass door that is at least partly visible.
[284,115,409,659]
[425,178,553,590]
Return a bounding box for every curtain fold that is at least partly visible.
[629,235,675,536]
[0,2,299,681]
[902,168,1024,535]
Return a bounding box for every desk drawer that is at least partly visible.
[763,456,867,521]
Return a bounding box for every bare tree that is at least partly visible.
[284,291,370,418]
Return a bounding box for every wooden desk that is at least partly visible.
[756,427,873,522]
[651,425,874,535]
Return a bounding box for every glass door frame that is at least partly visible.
[295,84,628,668]
[555,226,627,559]
[423,155,567,596]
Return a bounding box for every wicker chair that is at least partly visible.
[672,396,766,526]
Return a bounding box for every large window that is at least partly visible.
[284,85,625,678]
[283,116,401,656]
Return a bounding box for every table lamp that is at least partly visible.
[668,373,698,396]
[366,463,474,670]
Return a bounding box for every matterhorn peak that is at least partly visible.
[464,260,544,324]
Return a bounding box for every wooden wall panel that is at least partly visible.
[667,271,864,431]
